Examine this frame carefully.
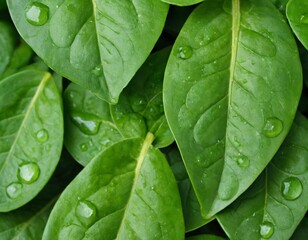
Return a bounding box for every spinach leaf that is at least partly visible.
[270,0,289,13]
[186,234,225,240]
[7,0,169,103]
[64,48,173,166]
[287,0,308,50]
[217,113,308,240]
[0,70,63,212]
[161,0,204,6]
[43,135,184,239]
[165,147,212,232]
[0,21,15,78]
[290,217,308,240]
[163,0,302,218]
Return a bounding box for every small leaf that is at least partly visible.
[161,0,204,6]
[7,0,169,102]
[287,0,308,50]
[217,113,308,240]
[163,0,302,218]
[0,70,63,211]
[0,21,15,78]
[43,136,184,239]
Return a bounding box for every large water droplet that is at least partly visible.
[236,154,250,168]
[260,221,274,239]
[300,14,308,24]
[71,112,101,135]
[281,177,303,201]
[18,162,40,184]
[25,2,49,26]
[178,46,193,60]
[36,129,49,143]
[262,117,283,138]
[6,182,23,199]
[75,200,97,227]
[59,224,85,240]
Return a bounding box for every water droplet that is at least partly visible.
[300,14,308,24]
[59,224,85,240]
[92,65,103,76]
[6,182,22,199]
[25,2,49,26]
[80,143,88,152]
[281,177,303,201]
[178,46,193,60]
[18,162,40,184]
[236,154,250,168]
[260,222,274,239]
[36,129,49,143]
[75,200,97,227]
[71,112,101,135]
[262,117,283,138]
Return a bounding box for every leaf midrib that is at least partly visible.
[0,73,51,179]
[115,132,154,239]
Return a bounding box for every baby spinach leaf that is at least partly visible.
[217,113,308,240]
[0,70,63,212]
[270,0,289,13]
[0,21,15,78]
[64,48,173,166]
[43,135,184,239]
[163,0,302,218]
[287,0,308,50]
[7,0,169,103]
[186,234,225,240]
[165,147,212,232]
[290,217,308,240]
[161,0,204,6]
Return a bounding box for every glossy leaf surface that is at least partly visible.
[7,0,169,103]
[287,0,308,50]
[165,147,211,231]
[0,21,14,78]
[64,49,173,166]
[161,0,204,6]
[43,136,184,239]
[163,0,302,218]
[217,113,308,240]
[0,70,63,212]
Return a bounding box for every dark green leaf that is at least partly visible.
[0,70,63,212]
[186,234,225,240]
[43,135,184,239]
[163,0,302,218]
[161,0,204,6]
[290,217,308,240]
[7,0,169,103]
[0,21,15,78]
[287,0,308,50]
[217,113,308,240]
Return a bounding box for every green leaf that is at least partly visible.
[165,147,211,232]
[0,21,15,78]
[290,217,308,240]
[64,48,173,166]
[287,0,308,50]
[270,0,289,13]
[43,135,184,239]
[0,70,63,212]
[217,113,308,240]
[161,0,204,6]
[186,234,225,240]
[7,0,169,103]
[163,0,302,218]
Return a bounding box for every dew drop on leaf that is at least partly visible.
[281,177,303,201]
[178,46,193,60]
[300,14,308,24]
[92,65,103,77]
[262,117,283,138]
[236,154,250,168]
[80,143,88,152]
[6,182,23,199]
[71,112,101,135]
[25,2,49,26]
[59,224,85,240]
[36,129,49,142]
[75,200,97,227]
[17,162,40,184]
[259,221,274,239]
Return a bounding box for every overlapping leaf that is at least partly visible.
[7,0,169,103]
[163,0,302,219]
[43,137,184,239]
[161,0,204,6]
[0,70,63,211]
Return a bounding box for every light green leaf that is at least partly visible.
[43,135,184,239]
[161,0,204,6]
[217,113,308,240]
[0,70,63,212]
[163,0,302,218]
[64,48,173,166]
[287,0,308,50]
[7,0,169,103]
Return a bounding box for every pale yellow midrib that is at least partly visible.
[115,132,154,239]
[0,73,51,177]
